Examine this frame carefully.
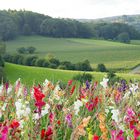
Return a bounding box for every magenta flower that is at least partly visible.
[111,130,125,140]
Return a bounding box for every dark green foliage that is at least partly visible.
[0,55,4,67]
[0,10,139,40]
[27,46,36,54]
[17,46,36,54]
[73,73,93,83]
[117,32,130,43]
[48,58,60,67]
[107,71,120,85]
[97,64,107,72]
[0,67,6,84]
[60,61,75,70]
[23,56,38,66]
[75,60,92,71]
[17,47,27,54]
[35,59,46,67]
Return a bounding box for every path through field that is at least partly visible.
[130,65,140,74]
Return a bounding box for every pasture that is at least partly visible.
[6,36,140,70]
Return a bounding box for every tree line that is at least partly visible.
[0,42,6,83]
[0,10,140,42]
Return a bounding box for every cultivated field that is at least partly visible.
[6,36,140,70]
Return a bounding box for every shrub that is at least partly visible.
[0,67,6,83]
[17,47,27,54]
[35,59,47,67]
[27,46,36,54]
[75,60,92,71]
[73,73,93,83]
[97,63,107,72]
[23,56,38,66]
[107,71,120,85]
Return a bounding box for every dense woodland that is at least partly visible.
[0,10,140,42]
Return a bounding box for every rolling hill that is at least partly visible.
[5,36,140,70]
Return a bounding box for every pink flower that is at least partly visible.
[0,126,8,140]
[111,130,125,140]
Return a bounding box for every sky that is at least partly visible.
[0,0,140,19]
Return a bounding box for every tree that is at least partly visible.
[75,60,92,71]
[97,64,107,72]
[117,32,130,43]
[17,47,27,54]
[27,46,36,54]
[22,24,31,35]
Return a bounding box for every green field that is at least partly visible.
[6,36,140,70]
[4,63,140,86]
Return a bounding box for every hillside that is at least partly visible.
[5,63,140,85]
[6,36,140,70]
[79,14,140,32]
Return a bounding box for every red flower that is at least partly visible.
[93,134,100,140]
[86,102,94,112]
[34,87,45,102]
[57,120,61,125]
[68,80,73,86]
[49,113,54,123]
[70,85,76,95]
[10,120,20,129]
[41,126,53,140]
[41,129,46,139]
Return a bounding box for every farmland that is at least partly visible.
[6,36,140,70]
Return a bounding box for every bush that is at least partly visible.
[23,56,38,66]
[97,63,107,72]
[35,59,46,67]
[107,71,120,85]
[27,46,36,54]
[48,58,60,67]
[0,55,4,67]
[75,60,92,71]
[117,32,130,43]
[17,47,27,54]
[60,61,75,70]
[73,73,93,83]
[0,67,6,83]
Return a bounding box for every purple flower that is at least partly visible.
[65,114,73,128]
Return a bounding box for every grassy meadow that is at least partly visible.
[4,63,140,86]
[6,36,140,70]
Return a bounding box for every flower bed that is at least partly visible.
[0,78,140,140]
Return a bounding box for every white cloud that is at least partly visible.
[0,0,140,19]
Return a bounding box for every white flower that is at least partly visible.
[2,103,7,111]
[123,91,131,99]
[0,85,3,95]
[7,86,12,94]
[136,101,140,106]
[100,78,109,88]
[74,100,83,115]
[17,87,22,97]
[111,109,120,123]
[43,79,50,86]
[54,85,61,94]
[33,113,40,120]
[130,83,139,93]
[41,104,50,116]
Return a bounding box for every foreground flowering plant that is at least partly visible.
[0,78,140,140]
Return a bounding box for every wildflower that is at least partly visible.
[86,80,90,89]
[70,85,76,95]
[111,109,120,123]
[41,126,53,140]
[10,120,20,129]
[100,78,109,88]
[41,104,50,117]
[65,114,73,128]
[0,126,8,140]
[74,100,83,115]
[68,80,73,86]
[93,134,100,140]
[111,130,125,140]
